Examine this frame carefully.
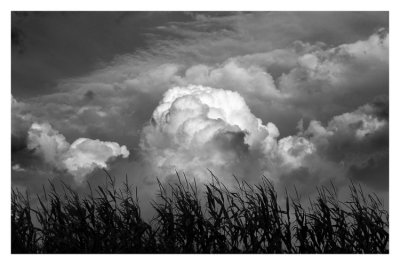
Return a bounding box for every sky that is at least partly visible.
[11,11,389,215]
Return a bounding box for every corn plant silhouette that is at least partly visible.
[11,170,388,253]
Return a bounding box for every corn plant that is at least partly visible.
[11,171,388,254]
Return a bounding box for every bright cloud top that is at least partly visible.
[140,84,387,190]
[27,122,130,183]
[140,85,313,183]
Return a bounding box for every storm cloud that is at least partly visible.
[11,12,388,204]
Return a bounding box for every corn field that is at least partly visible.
[11,171,389,254]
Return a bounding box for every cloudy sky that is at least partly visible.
[11,12,389,214]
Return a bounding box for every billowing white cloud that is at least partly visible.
[27,122,129,183]
[140,84,387,193]
[139,84,322,185]
[140,85,281,182]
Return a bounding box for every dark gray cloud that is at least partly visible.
[12,11,199,99]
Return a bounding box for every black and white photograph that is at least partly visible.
[9,9,391,254]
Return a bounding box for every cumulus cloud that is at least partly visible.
[270,101,388,193]
[27,122,129,183]
[305,101,388,154]
[140,85,321,186]
[140,85,281,183]
[140,84,388,194]
[300,101,389,189]
[278,30,388,121]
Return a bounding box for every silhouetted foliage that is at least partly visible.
[11,171,388,253]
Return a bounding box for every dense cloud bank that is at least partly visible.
[12,12,388,200]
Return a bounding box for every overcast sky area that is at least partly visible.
[11,11,389,216]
